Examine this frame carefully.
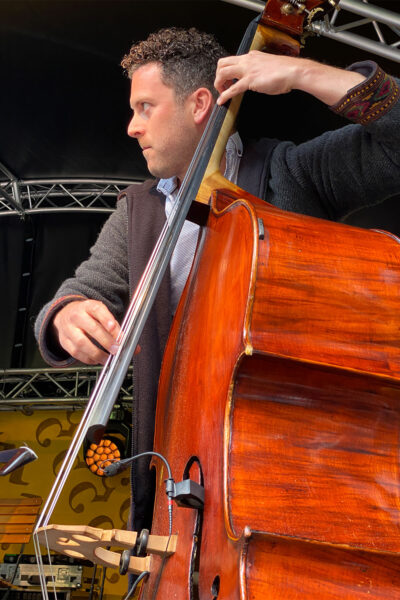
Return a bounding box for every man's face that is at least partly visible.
[128,62,201,182]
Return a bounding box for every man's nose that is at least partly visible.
[127,114,144,138]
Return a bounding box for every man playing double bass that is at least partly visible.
[35,27,400,532]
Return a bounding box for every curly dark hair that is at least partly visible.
[121,27,228,100]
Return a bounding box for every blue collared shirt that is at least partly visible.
[157,132,243,312]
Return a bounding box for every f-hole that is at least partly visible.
[211,575,220,599]
[183,456,204,600]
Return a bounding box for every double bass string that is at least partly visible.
[32,14,261,597]
[30,98,226,598]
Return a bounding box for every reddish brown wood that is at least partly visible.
[141,185,400,599]
[144,194,257,600]
[250,206,400,377]
[245,533,400,599]
[229,355,400,551]
[260,0,326,37]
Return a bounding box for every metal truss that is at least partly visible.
[221,0,400,64]
[0,367,133,411]
[0,162,140,216]
[309,0,400,63]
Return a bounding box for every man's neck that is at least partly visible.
[175,150,227,190]
[163,132,242,192]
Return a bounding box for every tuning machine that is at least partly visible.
[280,0,307,16]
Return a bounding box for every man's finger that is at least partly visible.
[85,301,120,335]
[217,79,248,105]
[68,310,117,354]
[61,330,109,365]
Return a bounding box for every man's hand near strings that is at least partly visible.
[215,51,365,106]
[52,300,120,365]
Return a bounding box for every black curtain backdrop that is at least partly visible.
[0,213,108,367]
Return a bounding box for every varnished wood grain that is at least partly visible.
[144,195,258,600]
[249,203,400,377]
[245,533,400,599]
[229,354,400,551]
[142,184,400,599]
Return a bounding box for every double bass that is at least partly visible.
[37,1,400,598]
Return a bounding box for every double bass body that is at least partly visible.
[145,184,400,599]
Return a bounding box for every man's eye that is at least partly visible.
[142,102,151,112]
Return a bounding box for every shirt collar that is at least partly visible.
[225,131,243,160]
[157,175,178,198]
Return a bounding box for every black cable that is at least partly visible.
[103,451,174,536]
[10,544,25,586]
[99,562,107,600]
[149,532,173,600]
[0,544,26,600]
[0,587,10,600]
[104,450,175,597]
[103,451,172,480]
[88,562,98,600]
[123,570,150,600]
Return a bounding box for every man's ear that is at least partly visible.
[189,87,214,125]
